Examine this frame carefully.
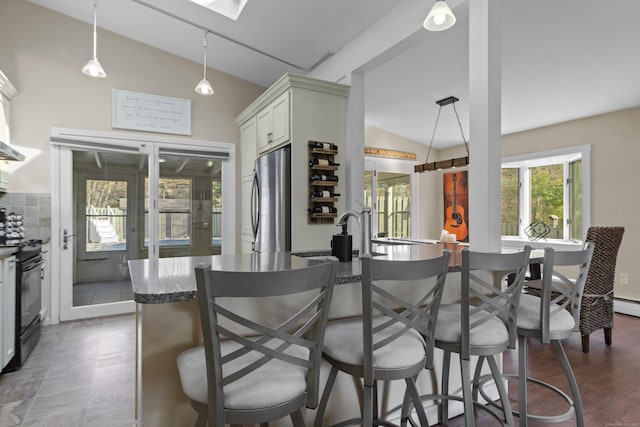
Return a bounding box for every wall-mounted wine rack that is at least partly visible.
[308,141,340,224]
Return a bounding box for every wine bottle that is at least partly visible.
[310,174,339,182]
[309,157,340,167]
[308,141,338,151]
[308,206,338,214]
[310,190,341,199]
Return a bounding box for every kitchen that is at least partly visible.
[1,0,640,426]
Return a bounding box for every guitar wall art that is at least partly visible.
[443,171,469,242]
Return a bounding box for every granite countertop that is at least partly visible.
[129,242,542,304]
[128,242,470,304]
[0,246,20,259]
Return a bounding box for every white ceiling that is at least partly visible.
[28,0,640,149]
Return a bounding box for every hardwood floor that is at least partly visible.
[446,313,640,426]
[0,312,638,426]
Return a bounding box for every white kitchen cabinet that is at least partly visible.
[256,91,290,155]
[236,74,349,252]
[1,255,16,369]
[240,118,257,253]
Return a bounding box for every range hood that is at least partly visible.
[0,140,25,161]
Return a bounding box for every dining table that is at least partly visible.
[128,241,542,426]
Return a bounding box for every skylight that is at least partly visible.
[189,0,249,21]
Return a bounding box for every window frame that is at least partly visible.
[501,145,591,249]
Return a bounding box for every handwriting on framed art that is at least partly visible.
[112,89,191,136]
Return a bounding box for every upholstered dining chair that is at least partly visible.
[177,260,337,427]
[407,246,531,427]
[314,251,451,427]
[580,226,624,353]
[503,243,594,427]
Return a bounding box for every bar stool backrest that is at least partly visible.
[460,246,532,360]
[360,251,451,385]
[194,261,337,426]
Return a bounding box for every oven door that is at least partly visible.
[20,255,43,334]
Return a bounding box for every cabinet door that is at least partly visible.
[240,119,257,253]
[256,107,271,154]
[270,91,290,146]
[2,256,16,368]
[256,91,290,155]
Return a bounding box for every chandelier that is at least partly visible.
[414,96,469,173]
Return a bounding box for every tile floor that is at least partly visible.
[73,281,134,306]
[0,314,137,426]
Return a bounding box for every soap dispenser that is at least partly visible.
[331,222,353,262]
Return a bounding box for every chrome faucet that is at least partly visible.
[337,207,372,258]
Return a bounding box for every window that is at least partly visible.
[364,157,417,239]
[501,145,590,243]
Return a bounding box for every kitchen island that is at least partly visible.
[129,243,535,426]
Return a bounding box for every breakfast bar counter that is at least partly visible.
[129,243,537,426]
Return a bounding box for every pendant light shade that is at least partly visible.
[82,0,106,78]
[423,0,456,32]
[195,31,214,96]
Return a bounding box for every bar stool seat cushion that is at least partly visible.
[323,316,425,369]
[517,293,575,333]
[177,341,309,410]
[435,304,509,347]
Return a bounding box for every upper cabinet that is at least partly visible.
[256,91,290,155]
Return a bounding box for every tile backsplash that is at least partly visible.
[0,192,51,241]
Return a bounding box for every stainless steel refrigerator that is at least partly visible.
[251,146,291,252]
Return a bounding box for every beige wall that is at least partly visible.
[503,107,639,301]
[364,124,443,238]
[368,107,639,302]
[0,0,264,196]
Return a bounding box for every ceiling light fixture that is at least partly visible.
[414,96,469,173]
[195,30,214,96]
[81,0,107,78]
[423,0,456,32]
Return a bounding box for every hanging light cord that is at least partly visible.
[202,31,208,78]
[91,0,99,60]
[453,101,470,156]
[424,100,469,163]
[424,105,442,163]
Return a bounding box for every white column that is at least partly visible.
[345,71,365,248]
[468,0,502,252]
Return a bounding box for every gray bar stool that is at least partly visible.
[314,251,451,427]
[489,243,594,426]
[177,260,337,426]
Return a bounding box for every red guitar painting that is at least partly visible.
[444,172,468,241]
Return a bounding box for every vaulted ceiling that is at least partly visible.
[29,0,640,149]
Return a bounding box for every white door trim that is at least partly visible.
[50,127,236,322]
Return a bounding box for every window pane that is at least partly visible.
[376,172,410,238]
[85,179,127,252]
[501,168,519,236]
[530,164,564,239]
[145,178,192,247]
[569,159,583,240]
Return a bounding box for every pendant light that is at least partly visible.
[423,0,456,32]
[414,96,469,173]
[81,0,107,78]
[195,31,214,96]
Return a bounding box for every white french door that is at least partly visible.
[50,128,236,322]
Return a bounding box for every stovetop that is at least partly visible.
[0,239,43,261]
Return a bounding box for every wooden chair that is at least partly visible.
[314,251,451,427]
[408,246,532,426]
[506,243,594,426]
[580,226,624,352]
[177,261,337,426]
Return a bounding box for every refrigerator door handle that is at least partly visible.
[251,169,260,240]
